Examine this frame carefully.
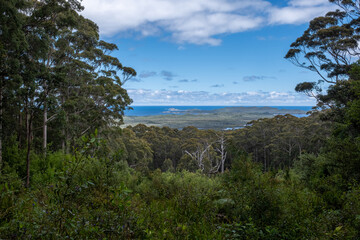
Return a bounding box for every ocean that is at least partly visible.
[124,106,314,116]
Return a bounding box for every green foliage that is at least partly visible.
[1,137,360,239]
[228,114,331,170]
[280,2,360,237]
[2,136,27,176]
[0,0,136,187]
[285,0,359,85]
[162,158,175,172]
[294,153,328,182]
[120,115,331,174]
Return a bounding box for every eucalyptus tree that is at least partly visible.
[0,0,135,186]
[286,0,360,181]
[215,132,227,173]
[0,0,27,170]
[120,128,153,171]
[54,16,136,153]
[32,0,84,156]
[26,0,136,154]
[17,0,88,186]
[285,0,360,108]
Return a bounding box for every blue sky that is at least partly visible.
[82,0,335,106]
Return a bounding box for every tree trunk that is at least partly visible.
[65,114,69,154]
[62,134,65,153]
[26,110,32,188]
[0,86,3,172]
[18,108,23,149]
[263,145,266,172]
[43,100,47,157]
[216,133,226,173]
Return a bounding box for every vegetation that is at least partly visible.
[1,0,360,239]
[0,0,135,187]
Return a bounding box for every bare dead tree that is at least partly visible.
[215,132,227,173]
[185,134,227,174]
[185,142,212,172]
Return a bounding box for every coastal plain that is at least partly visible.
[123,106,308,130]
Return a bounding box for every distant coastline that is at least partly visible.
[123,106,312,130]
[125,105,313,117]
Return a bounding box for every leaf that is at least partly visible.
[214,198,235,205]
[334,226,343,232]
[87,181,95,186]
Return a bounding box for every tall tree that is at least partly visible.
[286,0,360,181]
[56,16,135,152]
[0,0,27,171]
[0,0,135,186]
[285,0,360,107]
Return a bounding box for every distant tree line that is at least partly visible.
[109,113,332,174]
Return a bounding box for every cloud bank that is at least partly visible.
[243,75,276,82]
[82,0,333,46]
[139,71,157,78]
[127,89,316,105]
[179,79,198,83]
[211,84,225,88]
[161,71,177,81]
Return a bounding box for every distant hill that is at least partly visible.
[187,106,306,114]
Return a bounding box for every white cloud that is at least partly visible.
[82,0,334,45]
[289,0,329,7]
[166,13,264,45]
[127,89,315,105]
[268,0,334,24]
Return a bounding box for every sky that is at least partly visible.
[81,0,336,106]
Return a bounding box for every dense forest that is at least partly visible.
[1,0,360,239]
